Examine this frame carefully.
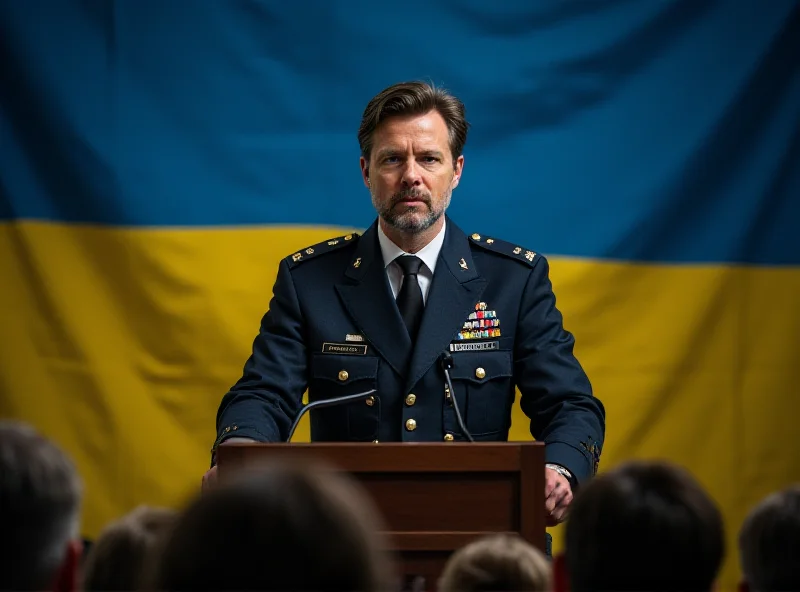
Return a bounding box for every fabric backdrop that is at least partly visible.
[2,1,799,586]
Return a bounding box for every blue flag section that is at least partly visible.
[1,2,799,587]
[2,0,798,263]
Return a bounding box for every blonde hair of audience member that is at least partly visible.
[80,505,177,591]
[738,484,800,592]
[555,460,725,592]
[148,460,394,592]
[438,533,551,592]
[0,421,83,592]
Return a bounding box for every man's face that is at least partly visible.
[361,110,463,233]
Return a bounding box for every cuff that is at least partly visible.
[545,441,592,487]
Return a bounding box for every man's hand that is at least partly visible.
[201,437,257,492]
[545,466,573,526]
[201,465,218,492]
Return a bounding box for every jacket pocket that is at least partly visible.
[310,354,380,441]
[448,350,513,437]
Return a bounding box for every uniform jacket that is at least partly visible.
[214,216,605,485]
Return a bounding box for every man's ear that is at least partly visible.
[451,155,464,190]
[360,156,370,189]
[552,553,569,592]
[52,538,82,592]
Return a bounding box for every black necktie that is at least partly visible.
[395,255,424,341]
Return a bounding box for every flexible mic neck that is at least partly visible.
[286,389,377,442]
[440,352,474,442]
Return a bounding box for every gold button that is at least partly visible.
[365,396,375,406]
[444,433,454,441]
[471,233,481,240]
[224,426,231,433]
[475,367,486,379]
[338,370,349,381]
[373,439,379,443]
[405,393,416,406]
[232,426,238,431]
[405,418,417,431]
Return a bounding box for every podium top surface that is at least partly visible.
[216,441,544,473]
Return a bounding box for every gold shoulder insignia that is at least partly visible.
[286,232,360,269]
[468,233,537,266]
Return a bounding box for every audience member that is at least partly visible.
[81,505,177,591]
[147,460,393,591]
[438,533,551,592]
[0,421,83,592]
[738,484,800,592]
[554,459,725,591]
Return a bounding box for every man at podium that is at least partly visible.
[205,81,605,525]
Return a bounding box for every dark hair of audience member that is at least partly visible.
[81,505,177,591]
[738,484,800,592]
[561,460,725,592]
[147,460,393,592]
[438,533,551,592]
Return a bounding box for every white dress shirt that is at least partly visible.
[377,222,446,305]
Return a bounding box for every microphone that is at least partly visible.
[440,352,474,442]
[286,389,377,442]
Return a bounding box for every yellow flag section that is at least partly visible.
[2,220,799,588]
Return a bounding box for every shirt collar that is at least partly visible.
[377,220,446,274]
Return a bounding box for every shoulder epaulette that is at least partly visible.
[286,232,360,269]
[468,232,537,266]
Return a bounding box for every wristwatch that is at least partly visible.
[546,463,573,481]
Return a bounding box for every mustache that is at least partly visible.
[390,189,431,206]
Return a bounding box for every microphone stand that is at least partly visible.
[440,353,474,442]
[286,389,377,442]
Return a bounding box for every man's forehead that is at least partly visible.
[371,112,450,154]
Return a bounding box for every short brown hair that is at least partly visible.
[564,460,724,591]
[739,485,800,592]
[439,533,551,592]
[81,505,177,591]
[149,460,392,592]
[358,81,469,164]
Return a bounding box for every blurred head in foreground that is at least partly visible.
[738,484,800,592]
[439,533,551,592]
[0,421,82,592]
[149,459,393,592]
[82,505,177,591]
[555,460,725,592]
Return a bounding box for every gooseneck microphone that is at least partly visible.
[286,389,377,442]
[440,352,474,442]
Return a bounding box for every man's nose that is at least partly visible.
[401,160,422,187]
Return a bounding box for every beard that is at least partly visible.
[371,186,452,233]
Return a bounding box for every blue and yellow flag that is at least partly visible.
[2,2,798,587]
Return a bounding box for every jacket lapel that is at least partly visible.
[335,221,412,377]
[404,218,487,393]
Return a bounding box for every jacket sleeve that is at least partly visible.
[514,255,606,486]
[212,259,308,462]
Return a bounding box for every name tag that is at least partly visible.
[322,342,368,355]
[449,341,500,352]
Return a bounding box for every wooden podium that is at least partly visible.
[216,442,545,590]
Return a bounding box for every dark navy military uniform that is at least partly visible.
[214,216,605,486]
